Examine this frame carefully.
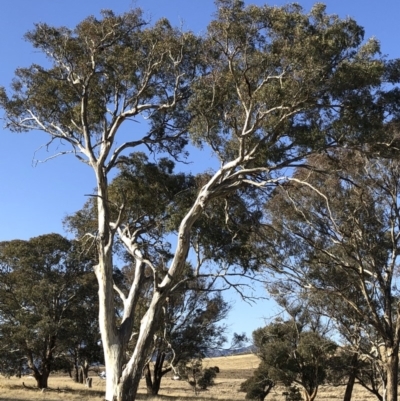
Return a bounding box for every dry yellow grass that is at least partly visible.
[0,353,387,401]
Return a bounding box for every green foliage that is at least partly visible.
[0,234,98,387]
[251,319,337,400]
[144,281,229,395]
[239,361,274,401]
[166,290,229,360]
[1,2,400,400]
[181,358,219,394]
[197,366,218,389]
[189,0,396,165]
[64,152,196,262]
[0,10,199,159]
[264,151,400,399]
[282,386,302,401]
[65,151,265,273]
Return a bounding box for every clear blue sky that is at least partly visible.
[1,0,399,342]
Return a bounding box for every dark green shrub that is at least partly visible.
[198,367,217,389]
[239,362,274,401]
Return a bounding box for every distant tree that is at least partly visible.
[269,271,388,401]
[0,234,94,389]
[282,386,303,401]
[1,2,398,400]
[62,272,103,384]
[143,283,229,395]
[250,314,337,401]
[180,358,219,395]
[198,366,218,389]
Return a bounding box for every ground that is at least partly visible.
[0,354,383,401]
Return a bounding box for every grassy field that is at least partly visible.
[0,353,383,401]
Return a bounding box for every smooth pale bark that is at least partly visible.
[94,163,202,400]
[81,361,89,382]
[303,387,318,401]
[384,345,399,401]
[115,189,209,401]
[95,135,261,401]
[110,160,249,400]
[77,362,90,384]
[117,294,164,401]
[94,173,124,401]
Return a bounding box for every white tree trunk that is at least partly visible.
[115,191,207,401]
[117,296,163,401]
[94,171,124,401]
[384,345,398,401]
[93,153,230,400]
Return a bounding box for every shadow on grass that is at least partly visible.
[0,399,30,401]
[5,383,106,399]
[139,391,234,401]
[2,385,235,401]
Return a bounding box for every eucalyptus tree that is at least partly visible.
[250,316,337,401]
[270,282,385,401]
[1,1,398,400]
[263,151,400,401]
[0,234,93,389]
[65,152,234,395]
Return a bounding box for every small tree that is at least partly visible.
[251,318,337,401]
[143,287,229,395]
[63,282,103,384]
[180,358,219,395]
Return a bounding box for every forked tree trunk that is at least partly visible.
[144,364,156,395]
[81,361,90,382]
[117,294,165,401]
[144,352,171,395]
[33,369,50,389]
[27,349,52,389]
[97,165,208,401]
[302,386,318,401]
